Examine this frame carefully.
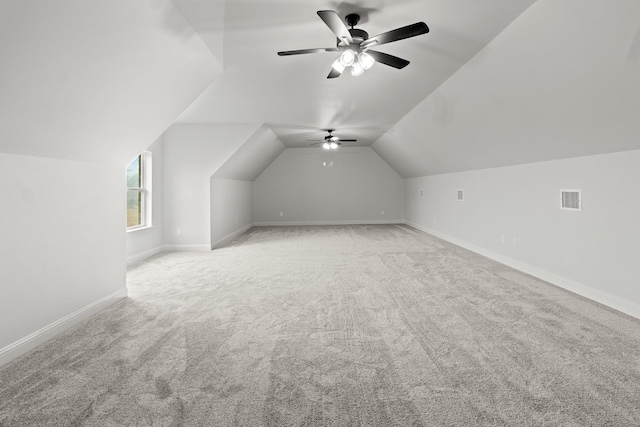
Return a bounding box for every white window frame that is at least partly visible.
[126,151,152,231]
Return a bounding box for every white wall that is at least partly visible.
[210,178,253,248]
[162,123,262,249]
[126,137,164,264]
[0,1,224,367]
[208,126,285,248]
[254,147,404,225]
[405,149,640,318]
[0,153,127,364]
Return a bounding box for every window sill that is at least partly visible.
[126,225,153,234]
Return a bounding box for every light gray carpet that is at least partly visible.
[1,224,640,426]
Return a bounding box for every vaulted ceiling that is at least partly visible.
[2,0,639,178]
[175,0,536,146]
[174,0,640,179]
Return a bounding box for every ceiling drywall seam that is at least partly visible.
[170,0,226,67]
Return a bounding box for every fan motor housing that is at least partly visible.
[345,13,360,27]
[349,28,369,42]
[336,29,369,47]
[338,13,368,45]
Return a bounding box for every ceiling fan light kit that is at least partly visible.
[351,61,364,76]
[331,58,346,73]
[340,49,356,66]
[359,52,375,70]
[309,130,357,151]
[332,49,373,76]
[277,10,429,79]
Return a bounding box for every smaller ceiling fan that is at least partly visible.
[278,10,429,78]
[308,130,357,150]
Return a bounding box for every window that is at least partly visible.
[126,151,151,230]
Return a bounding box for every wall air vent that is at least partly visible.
[457,189,464,201]
[561,190,581,211]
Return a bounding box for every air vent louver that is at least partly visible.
[561,190,581,211]
[457,189,464,201]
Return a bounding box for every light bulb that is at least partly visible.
[339,49,356,67]
[330,142,339,150]
[351,61,364,76]
[358,51,375,70]
[331,58,345,73]
[322,142,331,150]
[329,136,339,142]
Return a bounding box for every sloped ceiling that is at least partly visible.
[175,0,537,151]
[5,0,638,177]
[373,0,640,178]
[212,125,285,181]
[164,122,264,177]
[0,0,221,166]
[174,0,640,181]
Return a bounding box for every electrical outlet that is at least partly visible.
[381,210,385,215]
[235,216,238,224]
[513,237,517,246]
[433,218,437,224]
[500,235,505,244]
[279,211,284,217]
[176,228,181,236]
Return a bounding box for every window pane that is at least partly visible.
[127,190,141,227]
[126,155,141,188]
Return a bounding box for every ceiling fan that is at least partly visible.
[309,129,357,149]
[277,10,429,78]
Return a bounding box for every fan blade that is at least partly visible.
[361,22,429,49]
[327,68,342,79]
[278,48,339,56]
[317,10,353,46]
[337,139,357,142]
[366,50,410,69]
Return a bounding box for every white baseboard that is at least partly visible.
[253,220,403,226]
[126,246,163,265]
[212,224,253,249]
[0,288,128,367]
[128,244,213,263]
[127,244,211,265]
[405,221,640,320]
[161,244,211,252]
